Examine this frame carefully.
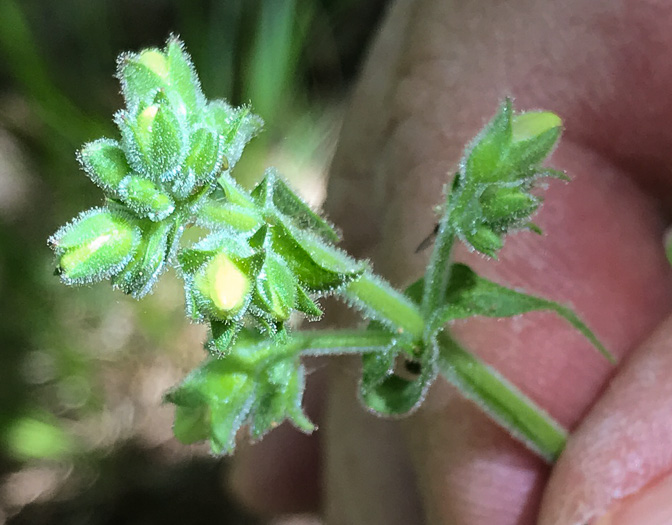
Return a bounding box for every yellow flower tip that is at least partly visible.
[138,105,159,130]
[198,253,250,316]
[512,111,562,143]
[138,49,169,79]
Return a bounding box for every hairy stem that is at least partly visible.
[421,199,456,319]
[343,272,425,338]
[296,329,398,356]
[436,332,567,462]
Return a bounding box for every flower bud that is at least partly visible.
[193,253,251,320]
[184,127,223,182]
[78,139,130,193]
[506,111,562,178]
[480,186,539,223]
[511,112,561,143]
[118,174,175,221]
[49,209,140,284]
[255,254,297,322]
[465,225,503,258]
[137,49,169,79]
[118,48,169,106]
[112,221,172,298]
[120,95,185,179]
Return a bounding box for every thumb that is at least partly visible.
[324,0,672,523]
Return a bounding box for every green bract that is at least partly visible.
[52,39,612,462]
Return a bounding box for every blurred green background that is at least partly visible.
[0,0,388,522]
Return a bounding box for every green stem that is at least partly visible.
[343,273,425,339]
[295,329,398,356]
[421,202,456,318]
[436,332,567,462]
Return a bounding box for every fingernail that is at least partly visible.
[594,474,672,525]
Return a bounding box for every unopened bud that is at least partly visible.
[466,225,503,258]
[193,253,251,320]
[184,127,222,181]
[118,175,175,221]
[122,98,185,179]
[255,255,297,321]
[78,139,130,193]
[511,112,561,143]
[480,186,538,223]
[49,209,140,284]
[137,49,169,79]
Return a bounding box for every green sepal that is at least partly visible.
[177,230,255,275]
[426,264,614,362]
[251,169,339,242]
[479,186,540,226]
[184,127,224,182]
[206,320,243,356]
[270,217,366,292]
[249,358,314,440]
[254,253,298,322]
[111,220,173,298]
[49,208,141,285]
[118,94,186,180]
[463,99,512,183]
[166,338,314,455]
[464,225,503,258]
[165,36,205,116]
[295,286,323,319]
[165,355,256,454]
[208,103,264,171]
[538,168,570,181]
[359,332,437,417]
[118,175,175,221]
[78,139,130,194]
[503,111,562,179]
[218,173,257,209]
[503,126,561,180]
[117,47,169,106]
[172,405,210,444]
[196,196,264,232]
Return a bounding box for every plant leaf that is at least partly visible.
[251,168,339,242]
[427,263,614,362]
[270,217,366,292]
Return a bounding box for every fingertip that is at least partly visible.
[539,315,672,525]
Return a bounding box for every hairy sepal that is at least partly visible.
[49,207,141,285]
[165,338,313,455]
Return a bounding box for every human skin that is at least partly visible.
[229,0,672,523]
